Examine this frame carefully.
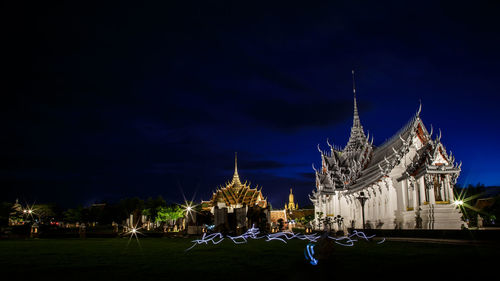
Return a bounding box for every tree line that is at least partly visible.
[0,196,188,227]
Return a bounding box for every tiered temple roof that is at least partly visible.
[201,154,268,211]
[311,73,461,198]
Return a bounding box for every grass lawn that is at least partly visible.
[0,237,497,280]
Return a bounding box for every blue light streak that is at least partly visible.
[304,243,318,265]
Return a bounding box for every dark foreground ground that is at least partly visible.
[0,237,497,281]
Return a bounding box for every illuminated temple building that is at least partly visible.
[310,73,464,230]
[201,154,269,230]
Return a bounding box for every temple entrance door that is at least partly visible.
[227,212,236,233]
[433,177,443,202]
[434,186,442,202]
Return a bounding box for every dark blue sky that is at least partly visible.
[3,1,500,208]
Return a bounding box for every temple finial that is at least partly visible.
[232,152,241,185]
[234,152,238,174]
[352,69,356,97]
[352,70,360,127]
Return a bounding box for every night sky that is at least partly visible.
[3,1,500,208]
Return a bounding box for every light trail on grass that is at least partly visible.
[185,232,225,251]
[185,226,385,252]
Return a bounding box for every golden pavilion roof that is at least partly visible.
[201,153,268,210]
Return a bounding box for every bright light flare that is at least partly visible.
[21,202,37,220]
[182,202,197,214]
[122,221,144,249]
[179,189,198,216]
[453,187,489,226]
[182,201,198,223]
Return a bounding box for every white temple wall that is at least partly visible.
[312,175,462,230]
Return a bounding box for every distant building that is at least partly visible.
[8,199,23,226]
[310,74,464,230]
[201,153,269,231]
[284,188,298,210]
[270,188,314,231]
[270,209,287,229]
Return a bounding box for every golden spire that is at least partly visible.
[231,152,241,186]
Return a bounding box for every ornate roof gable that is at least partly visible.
[311,85,461,198]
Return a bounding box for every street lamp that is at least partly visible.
[356,191,368,232]
[333,215,344,233]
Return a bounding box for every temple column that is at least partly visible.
[418,176,426,205]
[447,175,456,202]
[324,196,328,216]
[401,180,408,210]
[337,195,342,217]
[371,190,376,222]
[407,180,415,210]
[387,179,398,213]
[385,179,398,228]
[369,198,374,224]
[379,191,383,219]
[444,175,452,202]
[329,196,333,216]
[395,180,403,212]
[380,181,390,226]
[378,191,383,220]
[429,182,436,205]
[376,194,380,221]
[447,176,452,201]
[324,196,327,216]
[412,182,418,209]
[378,183,385,218]
[365,196,370,224]
[439,176,446,202]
